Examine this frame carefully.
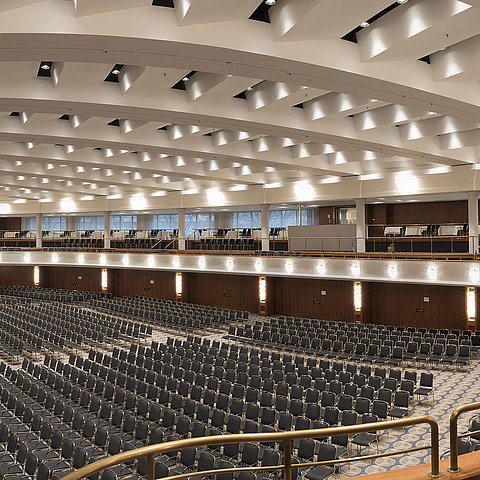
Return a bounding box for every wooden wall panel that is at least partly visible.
[318,207,336,225]
[364,282,466,330]
[0,217,22,231]
[0,266,34,287]
[112,269,176,300]
[186,273,258,312]
[42,267,104,292]
[272,277,354,321]
[367,200,467,226]
[366,204,388,225]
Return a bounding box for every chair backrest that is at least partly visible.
[372,400,388,419]
[394,390,410,408]
[420,372,433,388]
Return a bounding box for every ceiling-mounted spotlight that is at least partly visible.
[112,69,121,75]
[182,77,190,82]
[397,0,408,4]
[41,64,51,70]
[360,21,370,28]
[265,0,276,4]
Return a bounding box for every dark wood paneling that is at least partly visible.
[272,277,354,321]
[0,217,22,231]
[364,282,466,330]
[318,207,336,225]
[43,267,105,292]
[366,205,388,225]
[112,269,176,300]
[367,200,467,225]
[0,266,34,287]
[186,273,258,312]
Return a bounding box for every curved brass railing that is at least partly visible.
[449,401,480,472]
[62,416,441,480]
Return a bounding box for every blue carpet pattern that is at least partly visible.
[337,361,480,477]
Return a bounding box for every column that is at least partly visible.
[178,208,186,250]
[36,213,42,248]
[355,199,366,253]
[104,211,111,249]
[261,204,270,251]
[298,205,302,225]
[467,192,479,254]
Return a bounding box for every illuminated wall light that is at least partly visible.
[427,264,438,281]
[52,253,59,263]
[33,266,40,286]
[387,263,398,279]
[100,254,107,265]
[470,267,480,284]
[175,272,183,298]
[353,281,362,312]
[317,262,326,276]
[172,256,180,269]
[122,255,129,266]
[24,253,31,263]
[467,287,476,322]
[101,269,108,291]
[77,253,84,264]
[147,256,155,267]
[259,277,267,304]
[351,262,360,277]
[285,261,294,274]
[198,257,206,269]
[226,258,234,271]
[255,260,262,273]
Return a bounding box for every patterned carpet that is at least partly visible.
[150,321,480,477]
[337,360,479,477]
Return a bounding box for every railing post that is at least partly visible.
[448,407,461,473]
[429,418,442,478]
[147,454,155,480]
[284,439,292,480]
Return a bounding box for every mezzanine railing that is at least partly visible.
[62,416,441,480]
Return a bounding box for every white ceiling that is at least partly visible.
[0,0,479,215]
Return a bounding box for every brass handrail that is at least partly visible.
[449,401,480,472]
[62,416,441,480]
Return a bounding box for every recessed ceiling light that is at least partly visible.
[397,0,408,3]
[265,0,276,5]
[112,69,121,75]
[182,77,190,82]
[360,21,370,27]
[41,64,50,70]
[247,87,253,91]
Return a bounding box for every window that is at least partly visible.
[269,209,312,227]
[339,208,356,225]
[42,216,67,231]
[110,215,138,230]
[79,216,104,230]
[152,214,178,230]
[185,213,214,238]
[23,217,36,231]
[233,211,261,229]
[269,210,298,228]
